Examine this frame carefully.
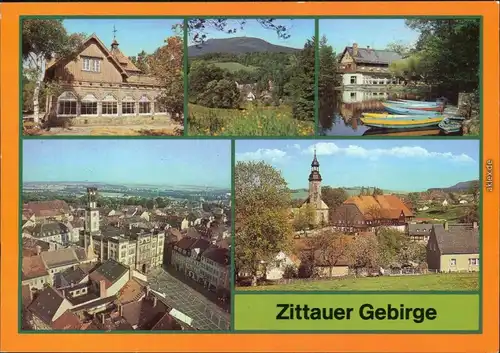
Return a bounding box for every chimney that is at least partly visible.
[146,285,151,297]
[118,304,123,317]
[473,221,478,229]
[36,245,42,255]
[99,279,106,298]
[443,221,449,231]
[128,268,133,280]
[153,296,158,307]
[352,43,358,56]
[101,313,105,324]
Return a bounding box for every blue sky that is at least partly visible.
[188,19,314,48]
[319,19,420,54]
[235,140,480,192]
[63,19,182,57]
[23,140,231,188]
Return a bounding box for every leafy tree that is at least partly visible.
[386,41,414,57]
[235,161,293,286]
[293,203,316,232]
[129,50,150,74]
[282,264,298,279]
[22,19,85,123]
[197,79,240,109]
[405,19,480,94]
[468,180,480,203]
[148,36,184,122]
[460,204,479,223]
[376,228,408,267]
[407,192,421,210]
[321,186,348,210]
[346,234,380,274]
[188,62,226,101]
[306,230,351,277]
[372,187,384,196]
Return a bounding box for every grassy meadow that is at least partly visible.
[237,273,479,291]
[415,204,469,222]
[188,103,315,136]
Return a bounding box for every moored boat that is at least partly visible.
[438,118,462,134]
[360,115,444,129]
[362,112,442,119]
[384,102,443,112]
[388,100,443,108]
[382,103,443,115]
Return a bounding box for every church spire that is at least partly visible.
[111,25,119,49]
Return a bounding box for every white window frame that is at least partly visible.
[57,91,78,116]
[450,258,457,266]
[138,96,151,115]
[102,95,118,116]
[80,94,98,116]
[122,97,136,115]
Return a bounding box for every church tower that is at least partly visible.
[84,187,101,260]
[308,148,322,208]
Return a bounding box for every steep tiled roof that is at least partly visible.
[117,279,146,304]
[22,255,49,280]
[122,297,169,329]
[175,237,197,250]
[30,222,69,238]
[408,223,433,236]
[345,46,402,65]
[51,310,82,330]
[433,226,479,255]
[28,287,65,325]
[60,266,88,285]
[41,248,79,269]
[24,200,70,217]
[89,259,128,289]
[344,195,413,219]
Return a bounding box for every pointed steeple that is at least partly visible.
[309,148,322,182]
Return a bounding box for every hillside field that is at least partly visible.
[237,273,479,291]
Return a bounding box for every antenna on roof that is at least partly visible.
[113,25,117,40]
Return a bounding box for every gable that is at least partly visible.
[45,35,129,84]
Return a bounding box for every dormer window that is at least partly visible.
[82,56,101,73]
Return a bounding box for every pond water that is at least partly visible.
[319,90,461,137]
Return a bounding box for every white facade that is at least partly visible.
[341,90,389,103]
[265,252,295,280]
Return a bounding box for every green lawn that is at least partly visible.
[187,103,314,136]
[212,62,258,72]
[415,205,468,222]
[237,273,479,291]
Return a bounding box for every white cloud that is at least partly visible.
[302,142,475,163]
[236,148,288,163]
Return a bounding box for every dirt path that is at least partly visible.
[30,124,184,136]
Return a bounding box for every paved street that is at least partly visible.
[148,268,230,331]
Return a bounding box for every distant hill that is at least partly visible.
[290,186,410,200]
[428,180,478,192]
[188,37,300,57]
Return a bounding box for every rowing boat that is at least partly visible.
[383,102,443,112]
[387,100,443,108]
[438,118,462,134]
[360,115,444,129]
[382,103,442,115]
[362,112,443,119]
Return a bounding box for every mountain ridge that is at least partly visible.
[188,37,300,57]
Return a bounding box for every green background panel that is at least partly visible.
[234,294,479,331]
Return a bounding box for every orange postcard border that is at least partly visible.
[1,2,499,352]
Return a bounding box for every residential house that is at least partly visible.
[263,251,299,281]
[27,287,74,330]
[185,238,211,282]
[331,194,413,232]
[338,43,403,90]
[407,223,433,244]
[43,34,169,123]
[25,222,71,245]
[426,223,480,272]
[22,255,53,290]
[199,246,230,290]
[171,237,197,272]
[442,199,449,207]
